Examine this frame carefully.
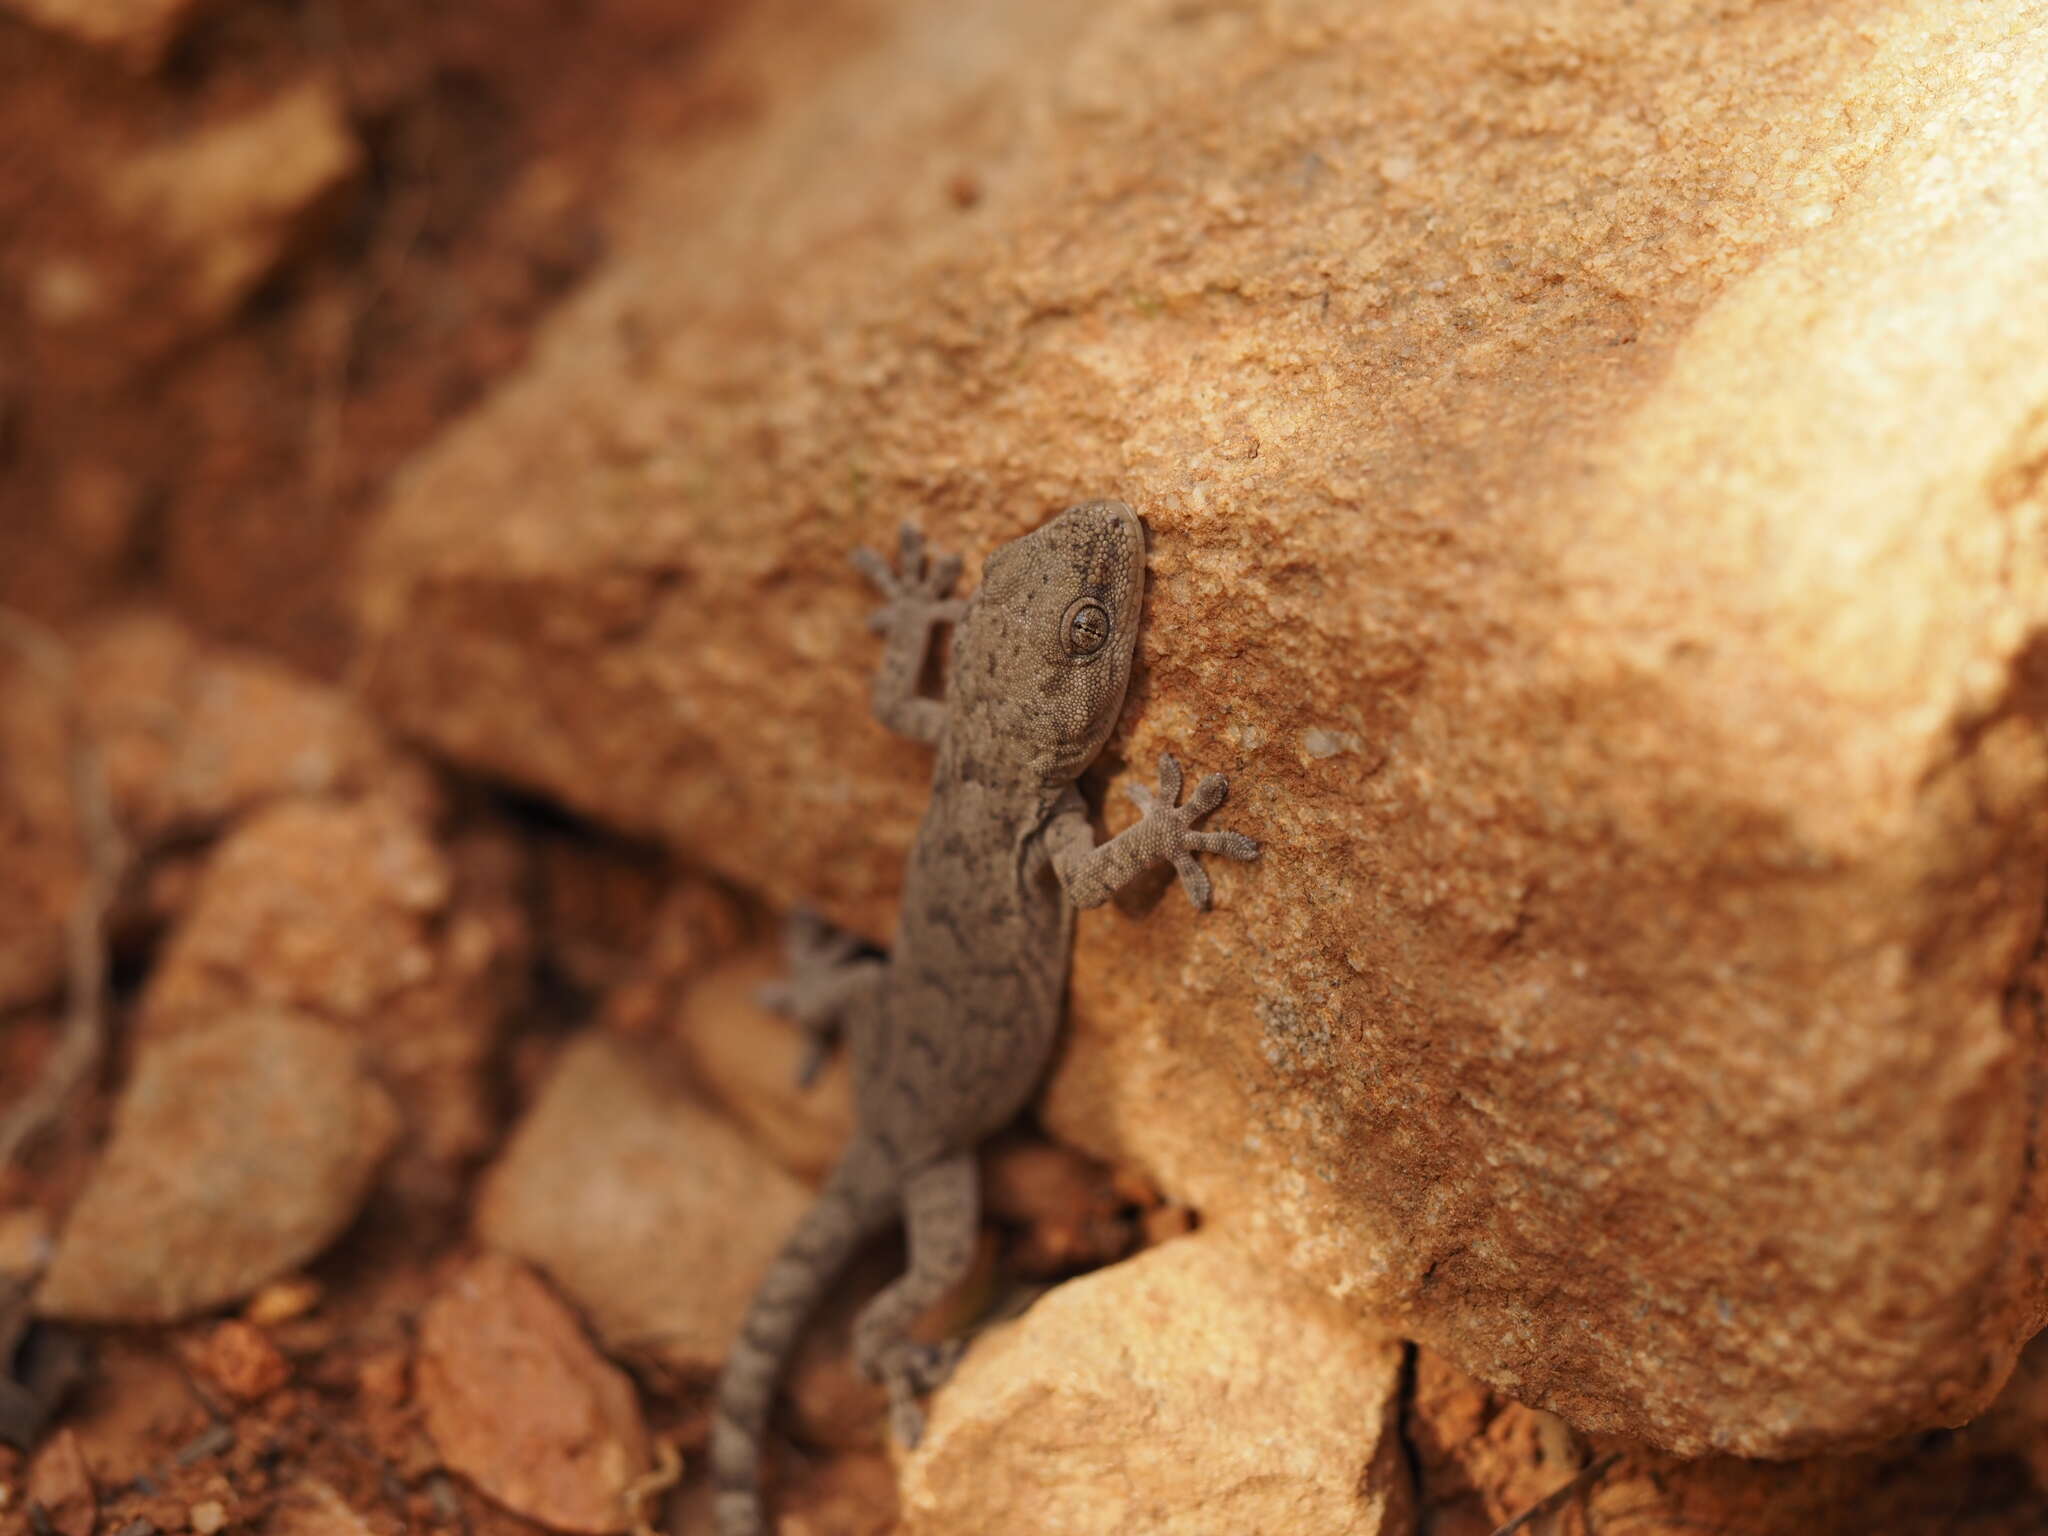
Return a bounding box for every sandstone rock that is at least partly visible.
[184,1319,291,1403]
[26,1427,94,1536]
[670,948,854,1183]
[899,1234,1411,1535]
[0,644,80,1012]
[1409,1343,2048,1536]
[268,1479,376,1536]
[981,1133,1135,1278]
[596,876,747,1037]
[102,82,359,336]
[417,1253,653,1535]
[0,0,204,65]
[1,609,417,1014]
[356,0,2048,1455]
[140,795,521,1208]
[475,1035,809,1379]
[76,611,409,845]
[37,1010,396,1322]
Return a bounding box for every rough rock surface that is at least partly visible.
[1409,1340,2048,1536]
[100,82,360,338]
[475,1035,810,1379]
[26,1427,96,1536]
[899,1233,1411,1535]
[76,611,411,844]
[37,1010,397,1322]
[183,1319,292,1403]
[416,1253,653,1534]
[358,0,2048,1455]
[0,641,81,1012]
[669,948,855,1183]
[140,794,523,1207]
[267,1480,378,1536]
[0,610,415,1014]
[0,0,204,64]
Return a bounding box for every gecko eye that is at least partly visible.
[1063,598,1111,655]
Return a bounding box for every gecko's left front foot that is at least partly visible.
[755,909,879,1088]
[1128,753,1261,910]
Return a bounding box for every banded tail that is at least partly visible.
[711,1145,894,1536]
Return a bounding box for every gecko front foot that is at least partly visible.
[851,523,967,639]
[1128,753,1261,910]
[755,910,879,1088]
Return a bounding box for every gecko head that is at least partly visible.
[955,499,1145,786]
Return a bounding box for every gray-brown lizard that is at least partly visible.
[710,501,1259,1536]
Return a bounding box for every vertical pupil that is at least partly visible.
[1071,605,1106,649]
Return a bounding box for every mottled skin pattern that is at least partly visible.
[710,502,1259,1536]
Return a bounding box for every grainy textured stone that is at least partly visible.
[416,1253,653,1535]
[140,795,524,1208]
[37,1010,397,1322]
[0,0,205,64]
[1409,1341,2048,1536]
[475,1035,810,1379]
[26,1427,95,1536]
[76,611,411,844]
[268,1479,377,1536]
[101,83,360,336]
[358,0,2048,1455]
[0,645,79,1012]
[899,1234,1412,1535]
[669,948,854,1183]
[0,609,419,1014]
[183,1319,291,1403]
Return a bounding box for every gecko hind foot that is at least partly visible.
[874,1339,967,1450]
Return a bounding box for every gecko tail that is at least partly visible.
[711,1143,895,1536]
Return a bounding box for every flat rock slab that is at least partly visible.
[359,0,2048,1454]
[475,1035,810,1380]
[141,793,523,1209]
[37,1010,397,1322]
[417,1253,653,1535]
[900,1234,1412,1535]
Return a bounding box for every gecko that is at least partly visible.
[710,501,1260,1536]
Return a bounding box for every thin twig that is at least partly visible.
[624,1437,683,1536]
[1489,1452,1622,1536]
[0,609,125,1168]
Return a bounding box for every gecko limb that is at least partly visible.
[851,523,966,745]
[852,1153,979,1449]
[1051,752,1260,911]
[755,909,882,1088]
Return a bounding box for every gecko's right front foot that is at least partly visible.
[851,523,967,638]
[1127,753,1261,910]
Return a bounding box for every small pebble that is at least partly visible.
[188,1319,290,1402]
[245,1277,323,1327]
[190,1500,227,1534]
